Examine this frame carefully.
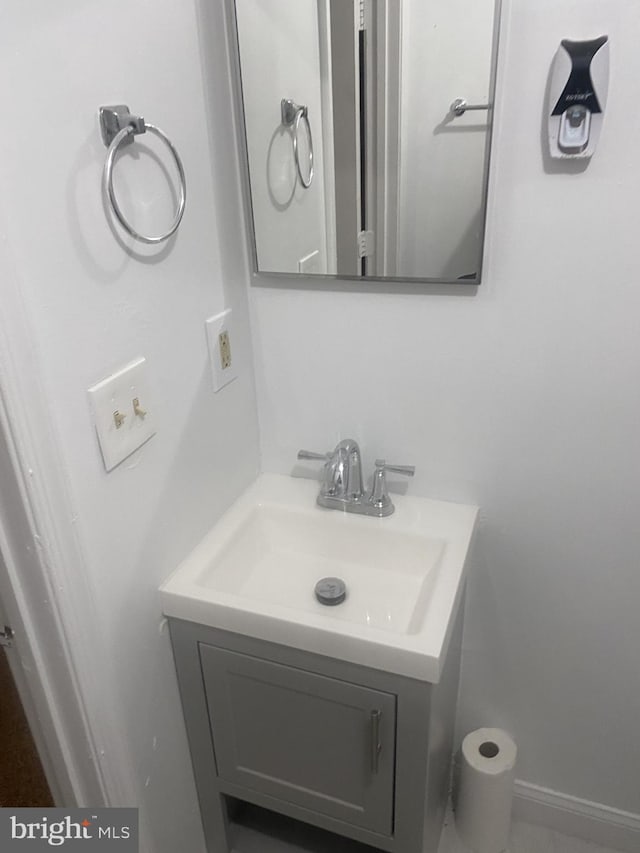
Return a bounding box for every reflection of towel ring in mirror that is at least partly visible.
[281,98,314,190]
[99,104,186,244]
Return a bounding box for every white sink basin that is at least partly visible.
[160,474,478,682]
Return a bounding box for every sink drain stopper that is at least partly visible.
[315,577,347,606]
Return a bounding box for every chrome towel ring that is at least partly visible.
[99,105,186,244]
[281,99,314,190]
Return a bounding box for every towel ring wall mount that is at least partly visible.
[281,99,314,190]
[99,105,186,244]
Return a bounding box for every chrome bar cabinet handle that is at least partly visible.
[371,709,382,774]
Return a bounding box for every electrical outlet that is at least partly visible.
[219,330,231,370]
[298,249,321,274]
[206,309,238,392]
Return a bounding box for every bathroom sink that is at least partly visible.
[160,474,478,682]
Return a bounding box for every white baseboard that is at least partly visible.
[513,780,640,853]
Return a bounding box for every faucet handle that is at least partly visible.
[367,460,416,517]
[297,449,332,462]
[374,460,416,477]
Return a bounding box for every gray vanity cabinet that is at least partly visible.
[169,604,464,853]
[200,646,396,834]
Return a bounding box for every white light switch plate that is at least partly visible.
[298,250,321,274]
[206,309,238,392]
[88,357,156,472]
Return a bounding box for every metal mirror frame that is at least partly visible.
[225,0,503,287]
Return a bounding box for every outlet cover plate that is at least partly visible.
[206,309,238,392]
[88,357,156,472]
[298,249,321,274]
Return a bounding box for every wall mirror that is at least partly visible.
[230,0,502,284]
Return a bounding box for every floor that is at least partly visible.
[0,648,53,807]
[231,804,624,853]
[438,811,622,853]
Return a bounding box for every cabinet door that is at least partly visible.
[200,645,396,836]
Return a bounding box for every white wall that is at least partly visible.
[398,0,496,279]
[0,1,259,851]
[235,0,329,273]
[250,0,640,816]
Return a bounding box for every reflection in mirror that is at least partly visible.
[232,0,501,283]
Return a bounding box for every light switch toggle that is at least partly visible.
[88,356,156,472]
[133,397,147,418]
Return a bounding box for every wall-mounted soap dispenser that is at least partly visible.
[548,36,609,159]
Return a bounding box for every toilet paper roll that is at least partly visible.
[455,728,517,853]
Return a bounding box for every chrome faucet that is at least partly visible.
[297,439,415,517]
